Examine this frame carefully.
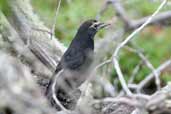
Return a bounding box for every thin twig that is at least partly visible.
[51,69,69,112]
[118,61,143,96]
[79,59,112,97]
[110,0,171,30]
[129,61,143,84]
[137,60,171,92]
[83,59,112,83]
[112,0,168,96]
[125,45,161,90]
[92,59,112,75]
[128,60,171,93]
[110,0,131,26]
[137,51,161,90]
[50,0,62,39]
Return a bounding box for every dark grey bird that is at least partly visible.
[45,19,109,110]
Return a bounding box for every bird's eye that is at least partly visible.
[94,24,98,28]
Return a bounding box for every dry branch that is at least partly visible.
[7,0,66,72]
[103,0,171,30]
[112,0,167,96]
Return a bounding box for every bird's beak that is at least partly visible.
[97,22,110,30]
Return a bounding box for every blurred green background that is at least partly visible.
[31,0,171,84]
[0,0,170,85]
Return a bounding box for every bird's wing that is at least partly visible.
[62,48,85,70]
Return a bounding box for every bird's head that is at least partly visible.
[77,19,110,39]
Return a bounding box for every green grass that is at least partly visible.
[0,0,11,16]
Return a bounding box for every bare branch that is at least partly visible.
[125,45,161,91]
[51,70,70,112]
[110,0,132,27]
[131,11,171,29]
[137,60,171,91]
[128,61,143,84]
[109,0,171,30]
[50,0,62,39]
[112,0,167,96]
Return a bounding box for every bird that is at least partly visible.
[45,19,109,110]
